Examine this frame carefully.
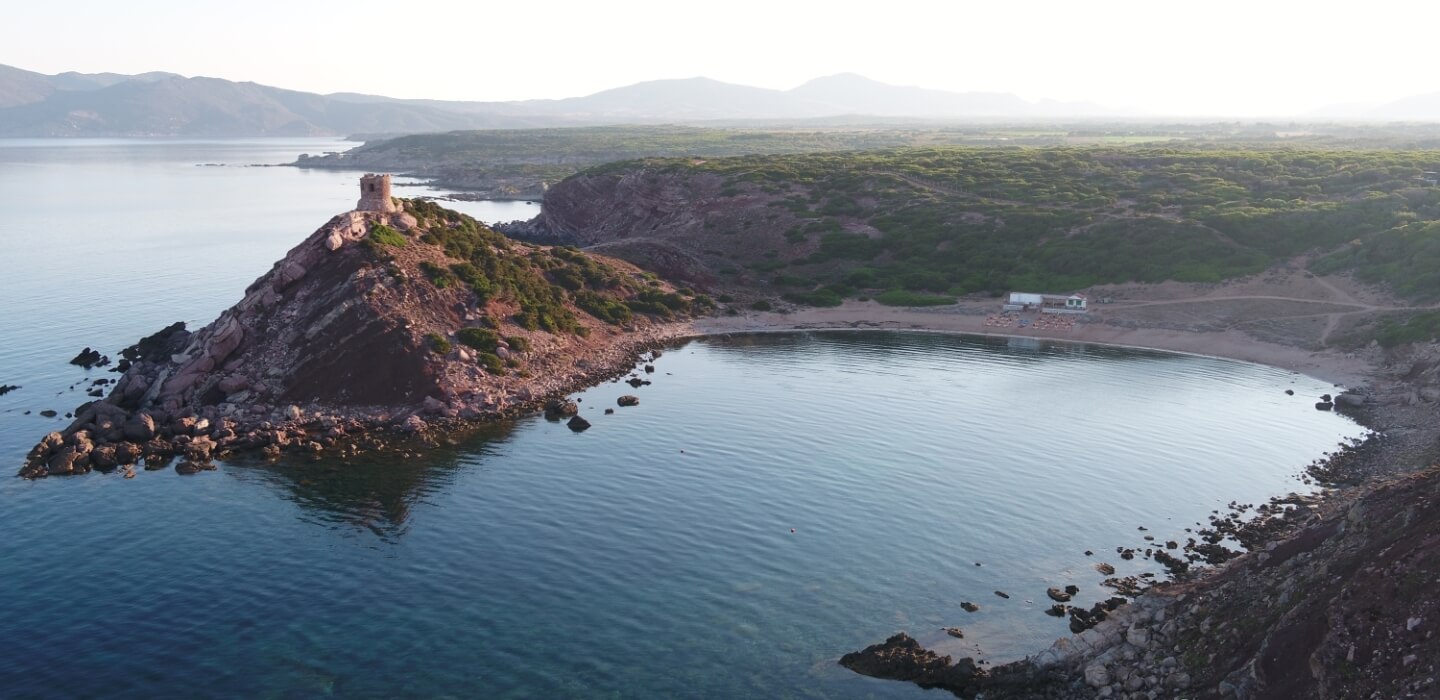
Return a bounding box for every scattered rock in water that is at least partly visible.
[69,347,108,369]
[617,395,640,407]
[994,590,1010,599]
[544,398,579,419]
[1046,587,1072,603]
[1315,401,1334,411]
[644,364,655,373]
[1083,550,1093,556]
[39,410,57,418]
[942,627,964,639]
[1065,584,1079,595]
[566,415,591,432]
[1285,389,1295,395]
[1095,562,1116,575]
[174,460,216,475]
[1068,597,1128,634]
[604,408,615,415]
[960,602,979,612]
[0,384,19,396]
[626,377,646,388]
[1044,604,1068,617]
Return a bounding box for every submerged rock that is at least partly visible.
[566,415,591,432]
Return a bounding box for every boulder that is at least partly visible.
[1084,660,1111,688]
[1047,587,1073,602]
[566,416,591,432]
[617,395,640,407]
[390,212,419,231]
[1334,393,1367,409]
[217,375,250,395]
[90,445,118,470]
[544,399,579,418]
[123,413,157,442]
[47,445,91,475]
[182,436,216,463]
[175,460,215,475]
[114,442,142,464]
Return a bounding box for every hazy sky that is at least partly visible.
[7,0,1440,116]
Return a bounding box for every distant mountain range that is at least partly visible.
[0,64,1121,137]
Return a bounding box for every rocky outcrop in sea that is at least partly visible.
[21,197,695,478]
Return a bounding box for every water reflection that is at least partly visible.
[224,421,520,540]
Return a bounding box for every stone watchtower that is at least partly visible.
[357,173,398,213]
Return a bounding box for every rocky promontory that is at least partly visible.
[22,196,705,478]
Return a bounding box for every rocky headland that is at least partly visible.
[21,196,700,479]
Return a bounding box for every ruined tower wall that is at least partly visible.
[357,173,398,213]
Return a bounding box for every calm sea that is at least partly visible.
[0,140,1361,698]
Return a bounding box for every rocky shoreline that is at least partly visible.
[22,325,688,479]
[828,329,1440,698]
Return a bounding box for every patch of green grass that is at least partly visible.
[875,289,955,307]
[368,223,407,248]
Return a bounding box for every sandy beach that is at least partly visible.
[691,299,1375,387]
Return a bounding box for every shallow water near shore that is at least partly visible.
[0,141,1364,698]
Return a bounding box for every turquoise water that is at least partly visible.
[0,141,1361,698]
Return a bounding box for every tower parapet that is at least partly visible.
[357,173,398,213]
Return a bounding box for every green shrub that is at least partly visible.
[577,292,634,324]
[751,299,774,311]
[456,327,501,352]
[1372,311,1440,348]
[505,335,531,353]
[419,261,456,288]
[477,352,505,375]
[783,289,844,307]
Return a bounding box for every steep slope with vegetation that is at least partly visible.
[22,200,705,478]
[518,147,1440,307]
